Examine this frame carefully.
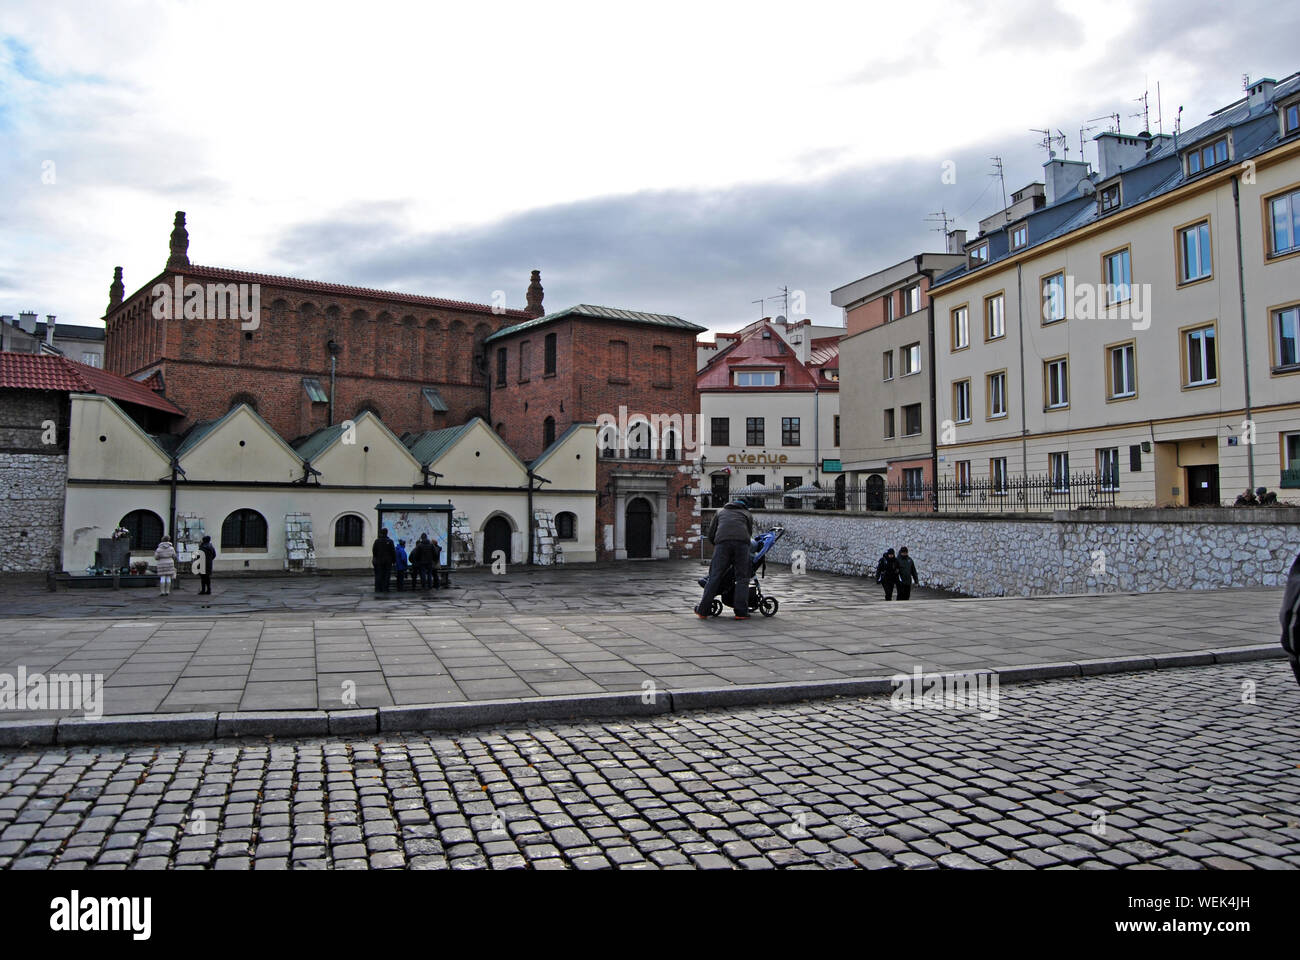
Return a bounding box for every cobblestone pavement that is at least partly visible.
[1,661,1296,870]
[0,585,1282,717]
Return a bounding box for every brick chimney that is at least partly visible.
[107,266,124,312]
[525,269,544,318]
[167,211,190,270]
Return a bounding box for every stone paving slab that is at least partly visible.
[0,660,1296,870]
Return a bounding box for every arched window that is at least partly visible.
[556,511,576,541]
[221,509,267,549]
[663,429,679,461]
[628,421,651,459]
[120,510,164,551]
[334,514,364,547]
[543,416,556,449]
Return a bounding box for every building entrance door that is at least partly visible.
[483,516,512,564]
[625,498,653,559]
[1186,465,1220,506]
[865,474,885,511]
[711,474,730,508]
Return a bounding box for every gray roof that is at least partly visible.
[293,422,349,462]
[402,420,476,465]
[484,304,705,344]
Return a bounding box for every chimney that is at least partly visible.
[45,316,56,345]
[107,266,125,313]
[946,229,967,255]
[18,311,37,334]
[1247,78,1276,110]
[1043,158,1090,204]
[1095,132,1148,180]
[525,269,544,318]
[167,211,190,270]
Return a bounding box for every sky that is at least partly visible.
[1,0,1297,337]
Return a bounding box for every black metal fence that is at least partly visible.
[704,472,1117,514]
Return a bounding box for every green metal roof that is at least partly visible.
[175,407,240,457]
[402,420,476,465]
[483,304,705,344]
[293,422,348,462]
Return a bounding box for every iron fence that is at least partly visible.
[703,472,1117,514]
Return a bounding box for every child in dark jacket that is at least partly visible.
[876,548,900,601]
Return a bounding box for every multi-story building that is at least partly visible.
[929,72,1300,507]
[1,312,106,367]
[697,318,841,505]
[831,248,966,505]
[484,304,705,561]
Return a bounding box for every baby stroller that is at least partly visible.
[697,526,785,618]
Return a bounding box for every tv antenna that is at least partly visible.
[924,210,954,236]
[990,156,1009,223]
[1133,86,1151,133]
[1030,128,1069,162]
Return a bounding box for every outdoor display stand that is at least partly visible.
[533,510,564,565]
[284,512,316,573]
[376,502,454,586]
[450,513,475,567]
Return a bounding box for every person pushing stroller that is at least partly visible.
[696,499,753,620]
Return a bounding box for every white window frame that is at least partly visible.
[1104,249,1132,305]
[955,460,972,497]
[1100,183,1121,212]
[1011,224,1028,249]
[1042,272,1065,323]
[986,294,1005,340]
[1109,343,1136,399]
[1185,325,1217,386]
[953,380,971,424]
[902,403,923,437]
[1050,452,1070,493]
[902,284,920,315]
[1097,447,1120,492]
[1269,189,1300,257]
[736,370,779,387]
[990,457,1008,495]
[1045,358,1069,409]
[952,306,969,350]
[1275,306,1299,369]
[901,342,922,376]
[968,243,989,268]
[882,351,894,381]
[988,371,1007,419]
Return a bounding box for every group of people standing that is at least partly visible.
[875,546,920,601]
[371,528,442,593]
[151,535,217,595]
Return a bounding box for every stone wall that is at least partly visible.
[0,452,68,572]
[735,508,1300,597]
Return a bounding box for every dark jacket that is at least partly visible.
[1282,552,1300,677]
[409,541,431,565]
[429,539,442,563]
[897,555,919,585]
[876,553,900,585]
[372,536,396,567]
[199,541,216,566]
[709,504,753,544]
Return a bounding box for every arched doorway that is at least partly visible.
[483,515,512,564]
[625,498,653,559]
[866,474,885,511]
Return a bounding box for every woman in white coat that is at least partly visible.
[154,537,177,596]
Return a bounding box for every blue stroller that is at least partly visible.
[697,526,785,618]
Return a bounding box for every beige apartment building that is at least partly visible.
[929,74,1300,507]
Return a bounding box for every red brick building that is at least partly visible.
[484,305,705,561]
[103,212,543,441]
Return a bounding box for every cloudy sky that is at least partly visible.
[2,0,1296,336]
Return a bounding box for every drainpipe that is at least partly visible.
[168,456,179,541]
[1231,175,1256,491]
[527,471,535,566]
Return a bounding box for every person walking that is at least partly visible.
[372,527,396,593]
[394,539,409,591]
[696,499,754,620]
[197,535,216,595]
[154,536,177,597]
[876,547,900,601]
[1282,551,1300,688]
[895,546,920,601]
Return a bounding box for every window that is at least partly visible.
[119,510,163,552]
[663,430,678,461]
[81,352,102,368]
[833,415,840,447]
[883,409,895,440]
[901,343,921,375]
[544,332,557,376]
[627,421,651,459]
[1178,220,1213,283]
[1049,453,1070,493]
[736,370,779,387]
[902,284,920,315]
[303,378,328,403]
[953,380,971,423]
[496,348,507,387]
[951,306,969,350]
[1108,342,1137,399]
[1286,103,1300,136]
[903,468,924,500]
[609,340,629,382]
[903,403,922,437]
[1041,272,1065,323]
[1100,183,1121,212]
[1097,448,1120,491]
[1045,357,1069,409]
[221,509,267,549]
[653,345,672,386]
[955,460,972,496]
[1275,306,1299,369]
[987,371,1007,419]
[711,417,730,446]
[1011,224,1028,250]
[985,293,1005,340]
[543,416,556,449]
[882,351,894,381]
[990,457,1008,495]
[422,387,448,412]
[334,514,364,547]
[1185,325,1217,386]
[518,340,530,381]
[1186,137,1229,175]
[746,417,765,446]
[556,512,576,541]
[1103,248,1131,304]
[781,417,800,446]
[1268,188,1300,257]
[968,243,989,268]
[884,294,895,323]
[600,422,617,458]
[1286,432,1300,471]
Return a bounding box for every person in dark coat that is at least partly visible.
[428,537,442,589]
[696,500,754,620]
[372,528,397,593]
[198,535,216,595]
[895,546,920,600]
[394,539,409,591]
[1282,552,1300,688]
[876,547,900,601]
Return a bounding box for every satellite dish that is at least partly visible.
[1079,180,1097,196]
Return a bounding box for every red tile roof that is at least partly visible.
[697,322,839,392]
[144,265,535,320]
[0,353,184,415]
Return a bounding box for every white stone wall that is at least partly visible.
[0,453,67,572]
[755,509,1300,597]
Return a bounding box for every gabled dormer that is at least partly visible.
[966,239,990,270]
